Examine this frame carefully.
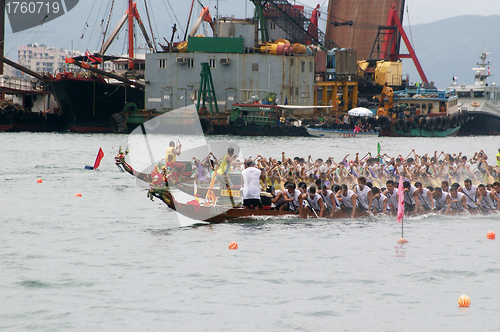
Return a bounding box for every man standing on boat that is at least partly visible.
[342,113,350,130]
[217,147,237,187]
[241,159,264,210]
[165,141,185,181]
[165,140,181,162]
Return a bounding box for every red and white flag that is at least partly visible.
[93,148,104,170]
[397,176,405,223]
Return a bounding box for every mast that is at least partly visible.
[128,0,134,70]
[0,0,4,75]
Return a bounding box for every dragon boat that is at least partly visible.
[115,149,491,222]
[115,151,365,223]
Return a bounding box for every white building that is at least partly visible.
[16,43,82,75]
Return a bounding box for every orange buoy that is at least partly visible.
[397,238,408,244]
[75,193,82,197]
[487,231,495,240]
[228,241,238,250]
[458,294,470,307]
[36,178,43,183]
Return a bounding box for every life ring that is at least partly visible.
[395,118,405,131]
[403,120,412,132]
[199,117,214,135]
[110,113,128,133]
[262,124,272,134]
[377,115,391,130]
[471,101,480,107]
[330,122,338,129]
[246,121,258,132]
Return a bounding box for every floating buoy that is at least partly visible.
[36,178,43,183]
[458,294,470,307]
[487,231,495,240]
[397,238,408,244]
[75,193,82,197]
[229,241,238,250]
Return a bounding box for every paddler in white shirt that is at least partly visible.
[460,178,479,211]
[402,181,419,216]
[337,184,358,218]
[415,182,434,212]
[304,186,326,218]
[446,186,467,214]
[371,187,387,215]
[384,180,399,216]
[281,182,304,215]
[432,187,451,212]
[320,184,340,217]
[353,176,373,214]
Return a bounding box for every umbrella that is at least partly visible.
[348,107,373,117]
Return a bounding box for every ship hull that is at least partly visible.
[0,111,66,132]
[381,124,460,137]
[50,78,144,133]
[458,111,500,136]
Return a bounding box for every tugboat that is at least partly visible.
[228,97,310,137]
[377,83,463,137]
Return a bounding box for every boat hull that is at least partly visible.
[457,111,500,136]
[0,111,67,132]
[381,124,460,137]
[50,78,144,133]
[307,128,380,138]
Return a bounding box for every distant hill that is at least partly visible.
[401,15,500,89]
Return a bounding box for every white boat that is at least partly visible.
[307,127,380,138]
[450,51,491,112]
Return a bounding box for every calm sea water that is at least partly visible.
[1,132,500,331]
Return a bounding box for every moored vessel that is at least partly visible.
[377,84,463,137]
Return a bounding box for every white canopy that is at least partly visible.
[348,107,373,117]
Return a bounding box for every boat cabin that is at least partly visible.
[391,86,458,117]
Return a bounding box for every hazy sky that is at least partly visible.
[4,0,500,56]
[295,0,500,25]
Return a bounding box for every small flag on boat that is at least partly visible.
[397,176,404,223]
[377,142,381,156]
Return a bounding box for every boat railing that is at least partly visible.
[0,75,38,92]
